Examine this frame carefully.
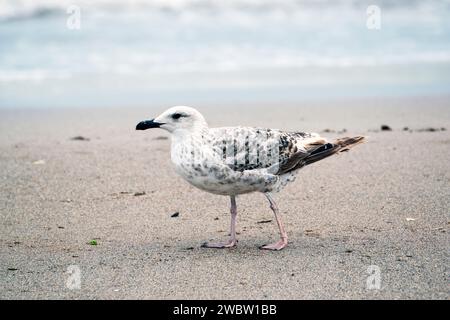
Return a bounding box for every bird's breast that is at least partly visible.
[169,138,274,195]
[170,140,213,182]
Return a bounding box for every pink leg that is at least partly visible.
[202,195,238,249]
[260,193,288,251]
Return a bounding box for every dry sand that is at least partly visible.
[0,96,449,299]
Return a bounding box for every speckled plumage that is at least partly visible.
[136,106,365,250]
[171,126,325,195]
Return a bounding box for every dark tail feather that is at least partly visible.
[304,136,366,166]
[334,136,366,151]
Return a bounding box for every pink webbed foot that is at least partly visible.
[260,239,288,251]
[201,239,237,249]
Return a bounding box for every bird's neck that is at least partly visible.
[172,125,209,143]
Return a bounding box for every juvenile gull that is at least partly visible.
[136,106,365,250]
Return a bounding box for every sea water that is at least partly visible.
[0,0,449,108]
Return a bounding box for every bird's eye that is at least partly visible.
[171,113,182,120]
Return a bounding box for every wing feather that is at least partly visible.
[208,127,325,174]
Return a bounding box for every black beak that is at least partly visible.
[136,119,163,130]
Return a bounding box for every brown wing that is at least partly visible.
[209,127,321,173]
[277,136,366,175]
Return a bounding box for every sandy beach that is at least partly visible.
[0,96,449,299]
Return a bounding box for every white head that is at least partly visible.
[136,106,207,133]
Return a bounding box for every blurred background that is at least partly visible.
[0,0,449,108]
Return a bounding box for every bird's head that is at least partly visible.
[136,106,207,133]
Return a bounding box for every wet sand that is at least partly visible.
[0,96,449,299]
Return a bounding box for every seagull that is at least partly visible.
[136,106,365,250]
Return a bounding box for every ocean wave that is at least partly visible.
[1,0,450,82]
[1,50,450,83]
[2,0,450,21]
